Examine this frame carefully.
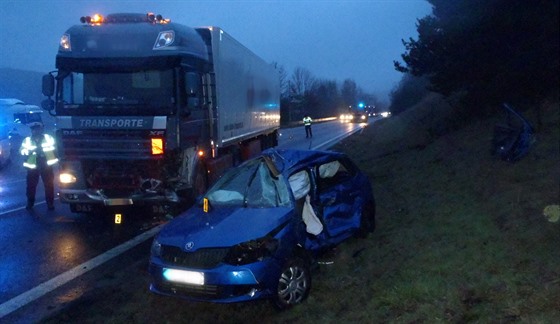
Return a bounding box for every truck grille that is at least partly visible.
[161,246,230,269]
[60,129,157,160]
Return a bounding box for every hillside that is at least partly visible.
[40,96,559,322]
[0,68,46,106]
[334,95,560,321]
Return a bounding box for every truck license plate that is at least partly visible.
[75,204,93,212]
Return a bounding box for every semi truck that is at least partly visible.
[41,12,280,219]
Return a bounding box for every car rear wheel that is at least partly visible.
[273,257,311,310]
[357,200,376,238]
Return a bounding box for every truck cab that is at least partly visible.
[41,13,280,218]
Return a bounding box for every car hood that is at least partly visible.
[157,206,292,250]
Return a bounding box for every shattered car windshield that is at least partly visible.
[205,158,291,208]
[58,69,176,115]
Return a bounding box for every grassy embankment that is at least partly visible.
[43,95,559,323]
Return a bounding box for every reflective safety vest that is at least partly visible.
[303,116,312,126]
[20,134,58,169]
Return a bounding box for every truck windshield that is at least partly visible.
[57,69,176,116]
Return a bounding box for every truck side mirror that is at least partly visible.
[42,74,55,97]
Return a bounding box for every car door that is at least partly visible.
[314,158,362,238]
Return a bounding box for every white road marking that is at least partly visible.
[312,126,363,150]
[0,224,164,318]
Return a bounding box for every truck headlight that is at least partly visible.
[59,173,77,184]
[60,34,71,51]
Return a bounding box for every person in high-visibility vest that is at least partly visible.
[20,122,58,210]
[303,115,313,138]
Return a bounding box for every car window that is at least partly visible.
[206,158,291,208]
[316,159,354,190]
[246,161,291,208]
[288,170,311,200]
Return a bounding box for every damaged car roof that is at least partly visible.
[262,148,347,175]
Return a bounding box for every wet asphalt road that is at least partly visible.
[0,119,370,322]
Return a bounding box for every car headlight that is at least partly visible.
[224,237,279,265]
[151,238,162,257]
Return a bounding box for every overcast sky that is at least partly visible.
[0,0,432,103]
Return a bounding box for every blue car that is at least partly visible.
[149,149,375,309]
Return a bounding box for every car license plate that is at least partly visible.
[163,268,204,285]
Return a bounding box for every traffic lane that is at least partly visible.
[277,119,369,150]
[0,237,154,324]
[0,152,32,214]
[0,210,91,304]
[0,202,160,308]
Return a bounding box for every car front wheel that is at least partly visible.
[273,257,311,310]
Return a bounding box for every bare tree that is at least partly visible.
[290,67,316,98]
[272,62,290,100]
[341,79,358,109]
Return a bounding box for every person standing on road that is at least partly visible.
[20,122,58,210]
[303,115,313,138]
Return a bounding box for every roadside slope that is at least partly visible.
[332,96,559,321]
[40,97,559,323]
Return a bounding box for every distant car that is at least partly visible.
[372,111,391,118]
[149,148,375,309]
[339,112,368,123]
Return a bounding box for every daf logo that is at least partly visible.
[185,241,195,250]
[62,130,83,135]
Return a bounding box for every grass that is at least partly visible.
[41,95,559,323]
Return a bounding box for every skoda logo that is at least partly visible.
[185,241,195,250]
